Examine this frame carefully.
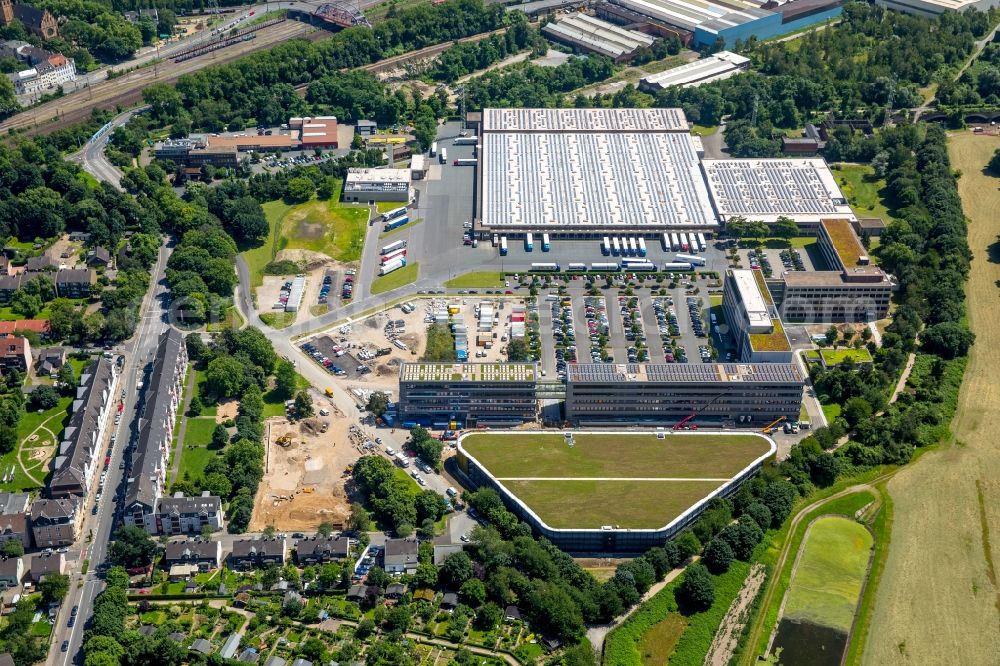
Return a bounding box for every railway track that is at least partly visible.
[0,20,318,137]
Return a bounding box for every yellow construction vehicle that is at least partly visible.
[325,387,334,397]
[762,416,786,434]
[275,433,294,447]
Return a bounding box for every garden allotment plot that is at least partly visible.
[461,432,772,529]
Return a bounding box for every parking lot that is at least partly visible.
[533,274,726,379]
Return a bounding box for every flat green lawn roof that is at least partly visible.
[820,347,873,365]
[504,479,726,529]
[461,433,771,480]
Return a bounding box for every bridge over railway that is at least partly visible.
[289,0,372,29]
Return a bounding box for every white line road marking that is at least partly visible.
[494,477,732,482]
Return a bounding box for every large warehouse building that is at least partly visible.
[701,158,855,229]
[564,362,803,427]
[476,108,716,238]
[640,50,750,90]
[608,0,844,47]
[541,13,655,61]
[397,362,538,427]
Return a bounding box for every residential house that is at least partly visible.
[124,329,186,533]
[155,492,224,535]
[346,584,366,602]
[86,247,111,267]
[228,539,286,570]
[291,659,313,666]
[29,498,80,548]
[137,626,157,637]
[7,52,75,96]
[163,540,222,571]
[29,552,64,583]
[168,564,198,581]
[0,337,30,373]
[0,276,20,304]
[36,347,65,377]
[0,256,9,276]
[440,592,458,610]
[263,656,286,666]
[190,639,213,655]
[383,538,419,575]
[294,536,349,564]
[49,358,117,499]
[0,493,29,516]
[504,605,522,622]
[23,255,55,273]
[0,514,29,549]
[0,320,51,338]
[433,543,463,566]
[0,654,12,666]
[239,649,260,664]
[55,269,94,298]
[0,557,22,589]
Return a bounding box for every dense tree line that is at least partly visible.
[142,0,510,132]
[352,454,449,538]
[175,328,277,532]
[462,55,615,110]
[930,42,1000,108]
[426,14,535,83]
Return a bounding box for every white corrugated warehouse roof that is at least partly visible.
[541,13,654,59]
[482,108,688,133]
[642,51,750,89]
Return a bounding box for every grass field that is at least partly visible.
[176,417,219,483]
[461,433,772,479]
[832,164,894,221]
[463,433,773,529]
[444,271,505,288]
[243,188,369,288]
[0,397,72,491]
[370,262,419,295]
[862,132,1000,666]
[783,516,873,631]
[506,479,725,529]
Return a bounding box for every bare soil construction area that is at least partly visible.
[249,410,361,533]
[862,132,1000,665]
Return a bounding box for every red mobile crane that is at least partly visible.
[672,389,732,430]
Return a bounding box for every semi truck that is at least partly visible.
[379,258,407,275]
[680,234,690,252]
[602,237,611,255]
[383,215,409,232]
[454,158,477,166]
[530,263,560,272]
[454,136,478,145]
[500,236,508,256]
[380,239,406,255]
[663,262,694,271]
[590,262,621,272]
[628,238,638,256]
[637,238,647,257]
[542,233,551,252]
[696,232,707,252]
[670,232,680,251]
[611,237,621,255]
[526,233,534,252]
[626,261,656,271]
[381,249,407,264]
[674,253,706,266]
[567,263,587,271]
[382,206,407,222]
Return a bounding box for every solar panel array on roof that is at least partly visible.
[482,131,714,229]
[567,362,800,383]
[482,108,688,133]
[702,159,849,219]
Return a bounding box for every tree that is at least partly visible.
[211,423,230,449]
[384,605,412,632]
[989,148,1000,175]
[293,390,314,418]
[298,638,327,663]
[57,363,76,391]
[366,391,389,417]
[104,566,129,589]
[675,531,701,561]
[285,177,315,202]
[719,517,764,561]
[204,355,245,399]
[345,503,372,537]
[223,196,269,244]
[28,385,60,411]
[409,426,443,469]
[39,573,70,603]
[109,525,157,568]
[843,396,874,428]
[761,481,797,527]
[318,521,334,537]
[2,540,23,557]
[506,338,530,362]
[743,502,772,533]
[920,322,975,359]
[475,602,503,630]
[441,551,474,587]
[11,290,42,318]
[702,539,734,574]
[460,578,486,607]
[274,360,298,400]
[0,425,14,455]
[675,563,715,613]
[773,216,800,238]
[187,394,204,416]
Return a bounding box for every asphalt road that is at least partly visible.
[48,239,174,666]
[68,106,149,190]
